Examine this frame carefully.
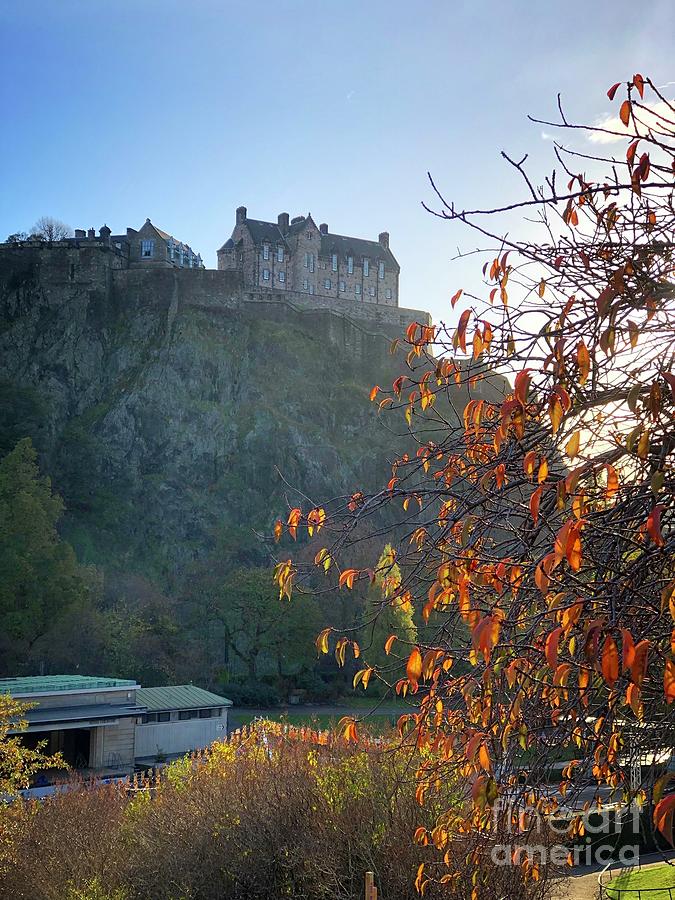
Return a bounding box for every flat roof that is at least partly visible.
[0,675,138,697]
[137,685,232,712]
[21,703,146,728]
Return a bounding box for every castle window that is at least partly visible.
[363,258,370,276]
[347,256,353,274]
[355,284,361,296]
[378,261,385,280]
[263,243,270,260]
[331,253,338,272]
[277,246,284,263]
[306,231,312,240]
[141,239,154,259]
[339,281,346,292]
[369,286,375,297]
[324,278,331,290]
[385,288,393,300]
[279,271,286,283]
[303,279,308,291]
[309,283,315,294]
[262,268,270,281]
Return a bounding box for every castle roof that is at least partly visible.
[221,213,399,268]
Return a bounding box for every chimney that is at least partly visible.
[87,228,95,239]
[378,231,390,249]
[74,229,86,238]
[236,206,247,225]
[319,223,328,235]
[277,212,289,233]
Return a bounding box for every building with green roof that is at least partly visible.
[3,676,232,789]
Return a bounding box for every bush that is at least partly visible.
[0,728,558,900]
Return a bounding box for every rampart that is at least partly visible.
[0,244,431,343]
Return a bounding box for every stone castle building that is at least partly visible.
[54,219,204,269]
[218,207,400,308]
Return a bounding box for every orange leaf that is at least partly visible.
[451,289,463,308]
[545,626,563,669]
[457,309,471,354]
[537,459,549,484]
[665,659,675,704]
[369,385,379,402]
[514,369,531,406]
[631,640,650,687]
[523,451,537,479]
[406,647,423,689]
[601,636,619,687]
[577,340,590,385]
[478,742,492,772]
[530,485,543,525]
[287,507,302,540]
[273,519,283,543]
[620,99,631,126]
[621,629,636,672]
[384,634,398,655]
[605,464,619,501]
[339,568,360,589]
[607,82,621,101]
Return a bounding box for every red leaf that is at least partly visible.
[451,289,463,309]
[654,794,675,847]
[632,73,645,99]
[665,659,675,704]
[607,82,621,101]
[545,626,563,670]
[621,629,636,672]
[646,505,665,547]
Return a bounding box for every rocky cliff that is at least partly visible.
[0,246,432,584]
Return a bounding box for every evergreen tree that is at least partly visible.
[0,438,86,674]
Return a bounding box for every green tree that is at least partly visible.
[359,545,416,673]
[196,568,321,689]
[0,438,86,674]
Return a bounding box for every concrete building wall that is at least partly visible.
[135,713,229,759]
[99,718,137,770]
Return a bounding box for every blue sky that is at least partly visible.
[1,0,673,322]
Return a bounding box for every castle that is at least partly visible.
[218,207,400,308]
[1,211,428,334]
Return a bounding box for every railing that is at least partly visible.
[600,860,675,898]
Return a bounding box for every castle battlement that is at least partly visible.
[1,209,430,332]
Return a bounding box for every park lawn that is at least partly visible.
[606,863,675,898]
[230,711,396,734]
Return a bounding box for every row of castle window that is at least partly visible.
[141,238,199,267]
[264,269,393,299]
[263,244,386,279]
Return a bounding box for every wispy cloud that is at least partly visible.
[588,100,675,144]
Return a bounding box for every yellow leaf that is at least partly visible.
[538,279,546,298]
[565,431,581,459]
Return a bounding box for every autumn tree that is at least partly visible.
[274,74,675,895]
[0,695,63,795]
